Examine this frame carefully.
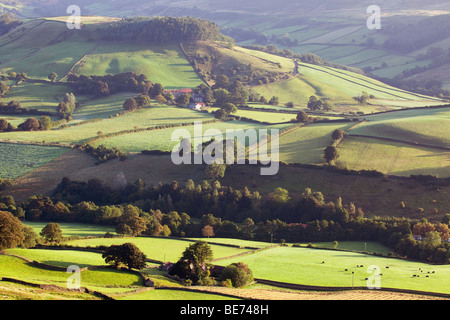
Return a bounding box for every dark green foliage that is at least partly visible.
[102,242,147,269]
[68,72,152,98]
[76,144,127,165]
[169,241,214,283]
[296,110,308,123]
[0,13,22,36]
[40,222,63,243]
[102,17,226,44]
[0,211,24,250]
[219,262,253,288]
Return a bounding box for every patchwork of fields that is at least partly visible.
[0,223,449,300]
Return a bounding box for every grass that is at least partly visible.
[0,255,143,292]
[5,248,106,268]
[0,143,69,179]
[0,106,216,145]
[338,136,450,177]
[278,122,354,164]
[93,120,291,153]
[215,246,450,294]
[22,221,116,238]
[63,237,253,263]
[2,82,76,113]
[73,42,205,89]
[349,107,450,148]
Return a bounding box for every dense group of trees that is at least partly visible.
[75,144,127,165]
[0,115,53,132]
[307,95,334,111]
[1,175,449,263]
[0,13,22,36]
[67,72,153,98]
[101,17,232,44]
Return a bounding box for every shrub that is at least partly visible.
[219,262,253,288]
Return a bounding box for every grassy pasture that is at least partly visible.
[6,248,106,268]
[0,143,68,179]
[338,136,450,177]
[22,221,116,238]
[2,82,77,113]
[215,246,450,294]
[278,122,354,164]
[349,107,450,148]
[73,42,205,89]
[63,237,253,263]
[0,106,216,145]
[0,255,143,292]
[93,121,292,153]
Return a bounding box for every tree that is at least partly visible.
[268,96,279,106]
[214,108,228,120]
[169,241,214,282]
[213,75,230,90]
[324,146,339,164]
[204,163,227,181]
[0,211,24,250]
[356,91,370,105]
[18,118,40,131]
[21,225,39,248]
[149,83,164,98]
[331,129,345,141]
[38,116,53,131]
[40,223,63,243]
[57,93,77,119]
[219,262,253,288]
[322,100,334,112]
[102,243,147,269]
[48,72,58,82]
[175,94,191,107]
[221,102,237,114]
[296,110,308,123]
[123,98,138,111]
[307,95,321,111]
[135,94,151,107]
[202,225,215,238]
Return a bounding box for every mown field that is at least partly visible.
[92,120,292,153]
[348,107,450,148]
[215,246,450,294]
[0,143,69,179]
[338,136,450,177]
[0,105,217,145]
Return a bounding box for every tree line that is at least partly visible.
[100,16,233,44]
[1,176,448,263]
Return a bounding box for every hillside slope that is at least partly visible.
[0,17,440,111]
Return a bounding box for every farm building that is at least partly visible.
[188,102,205,110]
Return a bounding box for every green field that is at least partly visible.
[73,42,205,89]
[63,237,253,263]
[93,121,292,153]
[0,254,143,293]
[2,82,77,113]
[23,221,116,238]
[0,106,217,145]
[349,107,450,148]
[278,122,354,164]
[338,136,450,177]
[0,143,68,179]
[215,246,450,294]
[6,248,106,268]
